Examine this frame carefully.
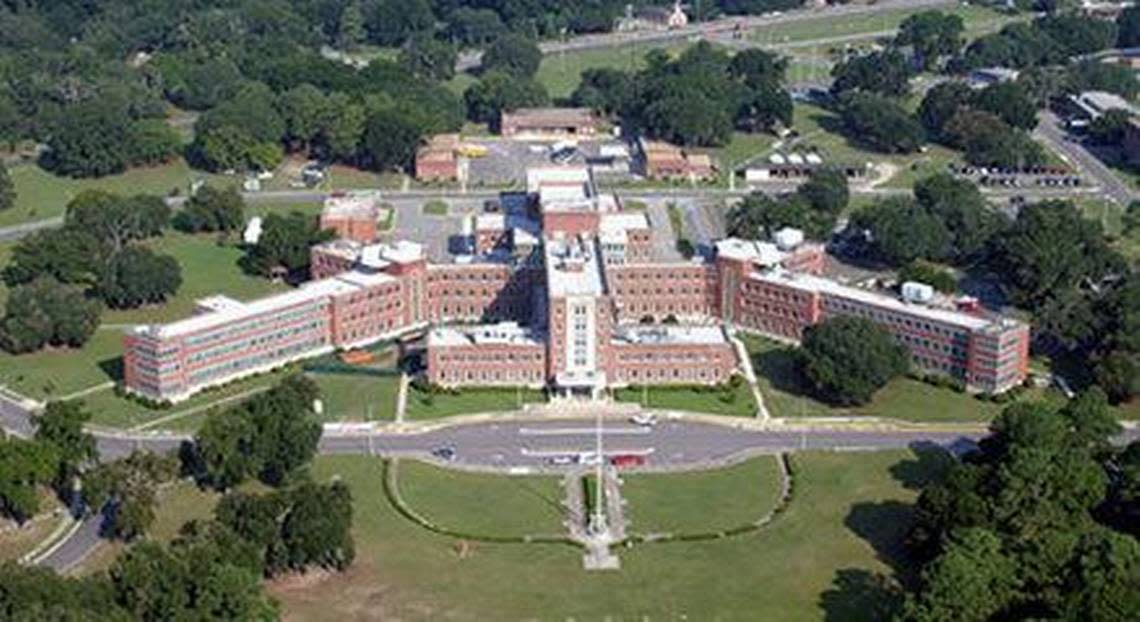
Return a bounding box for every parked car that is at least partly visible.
[431,445,457,461]
[630,413,657,427]
[610,454,646,468]
[546,455,579,466]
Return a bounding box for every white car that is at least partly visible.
[578,452,602,466]
[630,414,658,427]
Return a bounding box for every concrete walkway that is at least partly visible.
[730,333,770,421]
[395,373,410,423]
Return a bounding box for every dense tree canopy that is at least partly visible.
[241,212,334,280]
[799,316,910,406]
[727,168,849,241]
[481,34,542,79]
[186,375,322,490]
[173,185,246,234]
[838,92,925,154]
[903,397,1137,621]
[830,49,912,97]
[894,10,965,70]
[0,277,101,354]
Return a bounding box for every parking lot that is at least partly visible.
[948,163,1083,189]
[464,138,638,186]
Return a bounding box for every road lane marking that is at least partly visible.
[520,447,656,457]
[518,427,652,436]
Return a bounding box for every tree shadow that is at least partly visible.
[751,346,811,397]
[845,500,916,583]
[97,356,124,384]
[889,442,957,491]
[818,568,905,622]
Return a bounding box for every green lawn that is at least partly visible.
[309,372,400,422]
[613,381,758,417]
[622,457,782,535]
[750,4,1015,47]
[78,367,293,430]
[394,460,565,537]
[0,160,229,229]
[743,333,1007,423]
[534,41,691,100]
[0,328,124,400]
[405,385,546,420]
[103,232,290,325]
[421,199,449,216]
[739,334,1140,422]
[273,448,934,620]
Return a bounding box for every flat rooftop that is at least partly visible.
[612,324,728,346]
[323,192,380,218]
[715,238,786,266]
[751,269,995,331]
[428,321,543,347]
[502,107,595,126]
[545,236,604,298]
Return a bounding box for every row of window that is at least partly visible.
[188,337,326,384]
[187,320,325,364]
[184,303,326,348]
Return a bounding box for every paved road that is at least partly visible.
[36,513,102,573]
[1035,111,1135,205]
[455,0,955,72]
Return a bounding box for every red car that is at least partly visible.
[610,454,646,468]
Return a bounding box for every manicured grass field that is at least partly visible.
[622,457,782,535]
[534,41,690,99]
[421,199,449,216]
[404,385,546,420]
[79,367,293,430]
[103,232,291,325]
[271,448,933,620]
[743,333,1007,422]
[0,160,229,229]
[0,328,123,400]
[613,381,758,417]
[309,372,400,422]
[750,4,1015,47]
[394,460,565,537]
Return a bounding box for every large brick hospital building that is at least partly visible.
[124,168,1029,403]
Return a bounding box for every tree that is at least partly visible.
[918,80,974,141]
[1060,530,1140,621]
[903,528,1018,622]
[850,197,951,265]
[913,172,1000,261]
[464,71,549,128]
[797,167,848,217]
[481,34,542,79]
[645,89,734,146]
[972,82,1038,130]
[98,246,182,309]
[735,83,793,133]
[188,375,322,489]
[190,83,285,172]
[2,227,104,288]
[831,49,912,97]
[42,99,132,178]
[65,191,170,253]
[173,185,245,233]
[82,451,178,540]
[839,92,925,154]
[34,400,96,486]
[0,161,16,211]
[1067,61,1140,100]
[0,437,59,522]
[241,211,333,280]
[337,0,365,51]
[360,108,425,172]
[0,562,128,619]
[1088,108,1133,145]
[445,8,506,46]
[728,49,788,89]
[365,0,434,46]
[1118,6,1140,48]
[399,35,457,82]
[944,108,1044,169]
[898,261,957,293]
[1037,14,1118,57]
[895,10,965,70]
[127,119,180,166]
[991,200,1123,307]
[728,192,811,239]
[571,68,636,115]
[800,316,910,406]
[0,277,101,353]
